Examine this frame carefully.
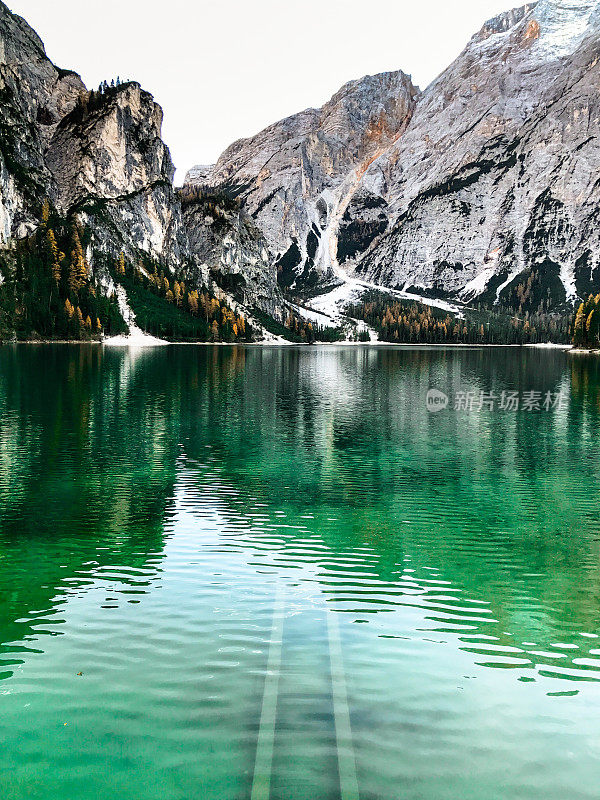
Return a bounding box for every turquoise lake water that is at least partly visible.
[1,344,599,799]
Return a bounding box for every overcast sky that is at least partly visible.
[10,0,512,181]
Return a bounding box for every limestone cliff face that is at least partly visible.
[185,71,420,290]
[0,1,84,242]
[0,0,188,273]
[45,82,189,267]
[343,0,600,306]
[181,189,282,318]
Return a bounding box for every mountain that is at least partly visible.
[1,0,597,343]
[0,2,185,266]
[187,0,600,317]
[352,0,600,310]
[185,71,419,292]
[0,0,281,340]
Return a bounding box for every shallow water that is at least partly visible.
[1,344,599,800]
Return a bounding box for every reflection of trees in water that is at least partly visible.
[1,344,599,684]
[175,346,600,682]
[0,345,182,673]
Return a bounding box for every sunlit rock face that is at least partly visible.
[0,0,189,271]
[332,0,600,306]
[185,71,420,291]
[0,1,85,242]
[188,1,600,308]
[45,82,190,267]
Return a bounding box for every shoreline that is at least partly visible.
[1,340,576,350]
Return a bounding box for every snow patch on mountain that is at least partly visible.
[533,0,598,58]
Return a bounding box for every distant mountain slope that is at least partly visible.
[187,0,600,312]
[354,0,600,309]
[185,71,419,291]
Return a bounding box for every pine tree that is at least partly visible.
[70,229,88,293]
[188,291,199,315]
[41,199,50,226]
[574,303,586,345]
[47,229,61,284]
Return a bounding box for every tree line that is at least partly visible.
[114,252,252,342]
[0,202,125,340]
[0,201,254,343]
[346,292,572,345]
[573,294,600,348]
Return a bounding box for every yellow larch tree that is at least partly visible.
[41,199,50,226]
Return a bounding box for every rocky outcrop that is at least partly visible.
[180,187,282,318]
[0,0,188,271]
[338,0,600,307]
[0,1,84,241]
[45,82,189,267]
[185,71,420,290]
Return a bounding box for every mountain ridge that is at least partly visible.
[1,0,598,344]
[186,0,600,315]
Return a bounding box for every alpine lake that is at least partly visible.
[1,344,599,800]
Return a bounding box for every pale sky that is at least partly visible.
[10,0,512,181]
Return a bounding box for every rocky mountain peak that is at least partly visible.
[342,0,600,307]
[474,1,600,61]
[1,1,47,61]
[476,3,538,41]
[529,0,599,58]
[186,69,419,289]
[47,81,174,212]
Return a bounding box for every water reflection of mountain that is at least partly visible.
[169,345,600,685]
[1,345,599,686]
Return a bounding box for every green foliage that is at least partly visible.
[252,307,343,343]
[572,294,600,348]
[0,201,257,343]
[283,308,343,343]
[178,184,242,212]
[0,209,125,341]
[110,255,253,343]
[347,291,572,345]
[499,266,566,315]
